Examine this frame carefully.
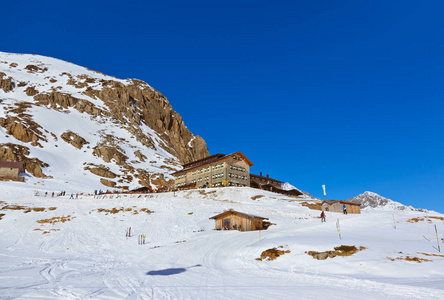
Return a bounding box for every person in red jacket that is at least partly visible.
[320,211,326,222]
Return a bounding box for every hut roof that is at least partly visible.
[250,173,283,183]
[209,209,268,220]
[0,161,24,168]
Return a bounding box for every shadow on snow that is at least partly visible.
[146,264,202,276]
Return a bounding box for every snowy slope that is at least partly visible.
[1,183,443,299]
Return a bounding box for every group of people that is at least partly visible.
[320,204,347,222]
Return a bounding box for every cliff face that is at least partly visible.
[0,52,209,190]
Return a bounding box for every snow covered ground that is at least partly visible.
[1,184,443,299]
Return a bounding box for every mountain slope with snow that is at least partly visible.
[0,52,209,191]
[1,184,443,299]
[348,191,425,212]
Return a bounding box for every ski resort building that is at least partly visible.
[321,200,361,214]
[209,209,269,231]
[172,152,253,189]
[0,161,25,182]
[250,172,303,196]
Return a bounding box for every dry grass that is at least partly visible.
[94,207,153,215]
[37,215,75,224]
[188,212,194,215]
[387,255,432,263]
[1,205,56,213]
[251,195,265,200]
[256,246,290,261]
[0,213,4,220]
[406,216,444,223]
[306,245,367,260]
[300,201,322,210]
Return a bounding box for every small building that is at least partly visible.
[0,161,25,182]
[321,200,361,214]
[172,152,253,189]
[209,209,269,231]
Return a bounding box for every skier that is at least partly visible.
[69,193,74,199]
[343,204,347,215]
[320,211,326,222]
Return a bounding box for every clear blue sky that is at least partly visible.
[2,1,444,212]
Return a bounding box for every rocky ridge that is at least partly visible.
[0,52,209,190]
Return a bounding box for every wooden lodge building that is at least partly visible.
[209,209,269,231]
[321,200,361,214]
[172,152,253,189]
[250,172,303,196]
[0,161,25,182]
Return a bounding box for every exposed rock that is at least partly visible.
[100,178,116,187]
[61,131,89,149]
[0,72,15,92]
[93,145,128,165]
[87,167,117,179]
[134,150,146,162]
[0,115,46,147]
[25,86,39,96]
[25,65,48,73]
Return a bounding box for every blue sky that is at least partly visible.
[2,1,444,212]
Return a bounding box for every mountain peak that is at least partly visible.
[0,52,209,191]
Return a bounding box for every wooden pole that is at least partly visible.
[435,225,441,252]
[259,230,261,242]
[336,218,342,240]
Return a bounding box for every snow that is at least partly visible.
[1,183,443,299]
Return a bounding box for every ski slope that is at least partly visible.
[1,184,443,299]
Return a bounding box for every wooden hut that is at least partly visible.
[0,161,25,182]
[209,209,269,231]
[321,200,361,214]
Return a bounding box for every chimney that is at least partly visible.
[266,174,269,178]
[260,172,262,176]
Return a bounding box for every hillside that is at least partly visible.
[1,184,443,299]
[0,52,209,191]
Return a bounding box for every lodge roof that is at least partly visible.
[172,152,253,175]
[0,161,24,168]
[322,200,361,206]
[209,209,268,220]
[250,173,283,183]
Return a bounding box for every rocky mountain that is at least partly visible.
[0,52,209,191]
[348,191,424,211]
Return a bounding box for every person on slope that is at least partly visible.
[343,204,347,215]
[320,211,326,222]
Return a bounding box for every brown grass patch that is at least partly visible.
[417,252,444,258]
[256,246,290,261]
[0,213,5,220]
[306,245,367,260]
[95,207,153,215]
[1,205,55,213]
[387,255,432,263]
[188,212,193,215]
[37,215,75,224]
[406,216,444,223]
[300,201,322,210]
[251,195,265,200]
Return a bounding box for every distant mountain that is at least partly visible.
[0,52,209,191]
[348,191,425,212]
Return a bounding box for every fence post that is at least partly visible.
[336,219,342,240]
